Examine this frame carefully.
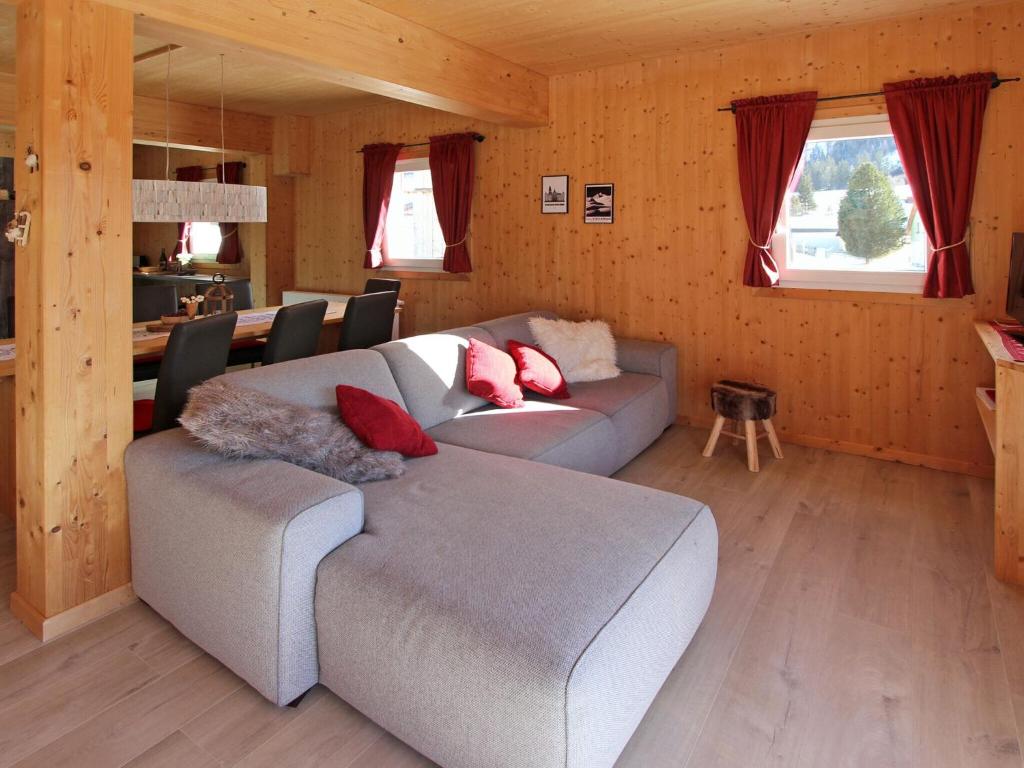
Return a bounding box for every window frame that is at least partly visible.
[382,155,446,272]
[773,113,928,294]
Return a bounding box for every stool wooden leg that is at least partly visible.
[702,415,726,458]
[763,419,784,459]
[744,419,759,472]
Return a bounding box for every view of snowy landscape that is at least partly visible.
[787,134,927,273]
[387,167,445,262]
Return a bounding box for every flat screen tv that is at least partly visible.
[1008,233,1024,324]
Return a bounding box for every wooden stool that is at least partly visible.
[702,380,783,472]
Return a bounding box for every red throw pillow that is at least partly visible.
[335,385,438,457]
[465,337,524,408]
[507,340,571,399]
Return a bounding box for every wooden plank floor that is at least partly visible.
[2,425,1023,767]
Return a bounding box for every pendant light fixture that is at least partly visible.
[133,50,268,223]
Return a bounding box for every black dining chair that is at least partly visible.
[133,312,238,435]
[338,291,398,351]
[132,284,179,323]
[364,278,401,298]
[228,299,329,367]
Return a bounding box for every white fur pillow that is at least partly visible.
[528,318,621,383]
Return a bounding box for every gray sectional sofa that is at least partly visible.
[126,310,718,768]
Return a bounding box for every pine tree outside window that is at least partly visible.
[773,114,927,293]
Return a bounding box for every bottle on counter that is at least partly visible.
[158,247,167,270]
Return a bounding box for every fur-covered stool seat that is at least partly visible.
[702,380,783,472]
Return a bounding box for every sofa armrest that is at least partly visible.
[126,429,364,705]
[616,338,678,426]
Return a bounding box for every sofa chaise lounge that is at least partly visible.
[126,311,719,768]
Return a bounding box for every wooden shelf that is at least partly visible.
[975,321,1024,586]
[974,321,1024,371]
[975,386,997,455]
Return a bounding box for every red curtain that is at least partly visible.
[884,73,993,298]
[362,143,403,269]
[429,133,476,274]
[172,165,204,261]
[216,161,245,265]
[732,92,818,287]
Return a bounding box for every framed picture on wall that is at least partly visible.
[584,183,614,224]
[541,175,569,214]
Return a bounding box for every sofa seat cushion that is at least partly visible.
[426,399,618,475]
[315,444,718,768]
[548,372,671,471]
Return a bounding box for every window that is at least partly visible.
[384,157,445,269]
[187,222,223,259]
[774,114,927,293]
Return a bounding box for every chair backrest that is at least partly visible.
[150,312,238,433]
[132,284,179,324]
[338,291,398,351]
[262,300,329,366]
[364,278,401,298]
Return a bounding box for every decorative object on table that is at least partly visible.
[541,174,569,214]
[180,379,405,483]
[132,51,267,224]
[528,317,620,383]
[180,294,204,319]
[203,273,234,315]
[702,379,783,473]
[156,313,191,327]
[584,183,614,223]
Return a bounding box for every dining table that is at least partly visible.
[0,301,352,522]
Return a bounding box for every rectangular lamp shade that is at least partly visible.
[133,179,268,223]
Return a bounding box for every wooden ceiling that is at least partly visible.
[130,34,382,116]
[0,5,378,117]
[0,0,1012,116]
[363,0,1007,74]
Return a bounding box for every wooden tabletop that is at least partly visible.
[0,302,347,379]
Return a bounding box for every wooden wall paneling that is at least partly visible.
[264,173,296,306]
[293,0,1024,478]
[0,72,273,154]
[272,115,312,177]
[12,0,135,640]
[0,375,12,522]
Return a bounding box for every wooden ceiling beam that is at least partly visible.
[97,0,549,127]
[0,72,272,154]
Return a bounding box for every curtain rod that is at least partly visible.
[716,75,1020,113]
[355,134,486,153]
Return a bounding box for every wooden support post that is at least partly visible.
[11,0,135,640]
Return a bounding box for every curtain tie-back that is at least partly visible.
[749,236,773,252]
[443,237,467,250]
[930,238,966,253]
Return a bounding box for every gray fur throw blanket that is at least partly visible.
[179,379,405,484]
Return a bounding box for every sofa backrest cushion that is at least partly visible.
[471,310,558,349]
[218,349,407,413]
[374,326,498,429]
